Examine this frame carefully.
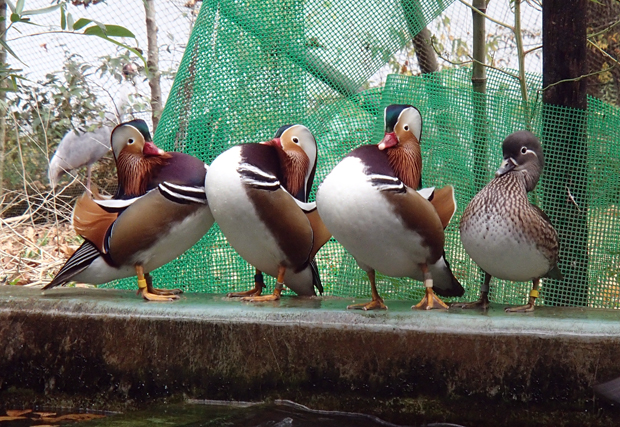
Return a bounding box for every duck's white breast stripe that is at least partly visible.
[367,173,406,193]
[162,181,206,195]
[238,163,278,181]
[367,174,400,182]
[238,163,281,190]
[159,182,207,204]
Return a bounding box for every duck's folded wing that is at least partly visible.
[305,209,332,260]
[428,185,457,229]
[280,193,332,261]
[43,240,101,289]
[73,192,118,253]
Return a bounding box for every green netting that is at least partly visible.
[105,0,620,309]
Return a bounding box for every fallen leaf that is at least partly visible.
[6,409,32,416]
[0,416,28,421]
[25,226,35,242]
[60,244,76,257]
[33,411,57,417]
[40,413,105,422]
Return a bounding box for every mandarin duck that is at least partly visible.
[456,130,563,312]
[205,124,330,301]
[44,120,214,301]
[48,64,139,191]
[316,104,464,310]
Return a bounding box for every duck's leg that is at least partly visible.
[241,266,284,302]
[347,270,388,310]
[135,265,179,302]
[413,263,449,310]
[451,272,492,309]
[227,269,265,297]
[505,278,539,313]
[86,165,93,193]
[145,272,183,296]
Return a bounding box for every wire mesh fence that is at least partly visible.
[94,0,620,309]
[4,0,619,309]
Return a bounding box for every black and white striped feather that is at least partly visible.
[238,162,281,191]
[43,240,102,289]
[368,173,406,193]
[159,181,207,204]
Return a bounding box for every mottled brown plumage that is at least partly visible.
[457,130,563,312]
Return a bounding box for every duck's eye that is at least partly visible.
[403,125,409,131]
[128,138,135,145]
[292,137,299,144]
[521,146,527,154]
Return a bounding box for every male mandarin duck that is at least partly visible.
[316,104,464,310]
[205,124,330,301]
[44,120,214,301]
[456,130,563,312]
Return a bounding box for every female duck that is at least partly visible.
[457,130,562,312]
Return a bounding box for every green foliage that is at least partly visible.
[4,54,109,190]
[0,1,143,95]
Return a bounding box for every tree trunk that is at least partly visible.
[542,0,589,306]
[145,0,162,131]
[0,0,6,203]
[411,27,438,74]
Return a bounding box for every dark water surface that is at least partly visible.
[1,400,464,427]
[83,400,464,427]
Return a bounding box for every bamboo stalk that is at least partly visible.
[514,0,531,128]
[0,0,6,203]
[471,0,488,191]
[145,0,162,131]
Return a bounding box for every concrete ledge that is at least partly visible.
[2,285,620,425]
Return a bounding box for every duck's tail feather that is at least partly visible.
[310,259,323,295]
[43,240,100,290]
[430,252,465,297]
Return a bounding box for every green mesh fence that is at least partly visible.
[105,0,620,309]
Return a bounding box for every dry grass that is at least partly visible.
[0,175,99,288]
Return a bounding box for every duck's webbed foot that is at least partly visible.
[413,287,449,310]
[136,269,179,302]
[228,271,266,298]
[347,269,388,310]
[451,292,490,310]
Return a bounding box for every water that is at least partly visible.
[2,400,465,427]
